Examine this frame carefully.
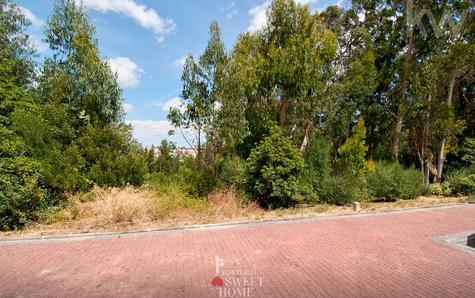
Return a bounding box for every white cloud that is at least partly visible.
[247,1,269,32]
[295,0,318,4]
[247,0,339,32]
[18,6,44,26]
[127,119,195,147]
[107,57,144,89]
[78,0,175,42]
[226,1,238,19]
[174,56,187,67]
[153,97,185,113]
[123,102,134,113]
[126,119,174,146]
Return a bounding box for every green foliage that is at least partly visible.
[0,0,148,229]
[219,155,245,188]
[430,183,452,196]
[177,157,217,198]
[80,125,147,187]
[461,137,475,165]
[446,166,475,195]
[244,125,306,207]
[337,118,368,176]
[42,144,90,192]
[367,162,428,201]
[0,156,52,230]
[318,175,358,205]
[1,0,474,230]
[45,0,123,124]
[305,134,332,190]
[155,140,180,175]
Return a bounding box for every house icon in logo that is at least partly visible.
[211,256,225,287]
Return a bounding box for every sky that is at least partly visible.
[18,0,344,147]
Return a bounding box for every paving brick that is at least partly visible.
[0,205,474,297]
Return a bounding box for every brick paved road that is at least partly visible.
[1,205,474,297]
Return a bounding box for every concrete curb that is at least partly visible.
[0,202,473,245]
[433,229,475,256]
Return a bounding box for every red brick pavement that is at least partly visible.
[1,205,474,297]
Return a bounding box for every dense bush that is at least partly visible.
[446,166,475,195]
[0,126,56,229]
[305,134,332,191]
[367,161,428,201]
[337,119,368,176]
[244,125,307,208]
[178,157,217,198]
[398,167,429,199]
[0,157,53,230]
[429,182,452,196]
[219,155,245,187]
[42,144,90,192]
[318,175,358,205]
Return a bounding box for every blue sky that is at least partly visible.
[18,0,343,147]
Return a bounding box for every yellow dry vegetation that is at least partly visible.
[1,186,468,238]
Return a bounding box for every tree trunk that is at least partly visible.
[290,124,297,138]
[197,127,201,167]
[436,72,456,182]
[417,151,425,183]
[279,86,290,125]
[424,160,430,185]
[392,23,414,160]
[392,116,404,160]
[299,121,312,154]
[422,91,432,184]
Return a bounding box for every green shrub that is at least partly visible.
[145,171,171,188]
[219,155,245,188]
[430,182,453,196]
[367,161,427,201]
[80,126,148,187]
[366,162,400,200]
[318,175,358,205]
[305,134,332,191]
[178,157,217,198]
[441,182,452,195]
[244,125,306,208]
[337,118,368,176]
[460,174,475,195]
[446,166,475,195]
[0,157,54,230]
[398,167,429,199]
[42,144,91,192]
[430,183,443,196]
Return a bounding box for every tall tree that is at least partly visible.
[226,0,338,156]
[44,0,123,125]
[169,21,228,175]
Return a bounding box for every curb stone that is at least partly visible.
[0,202,472,245]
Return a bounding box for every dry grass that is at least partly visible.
[360,195,468,211]
[0,187,468,238]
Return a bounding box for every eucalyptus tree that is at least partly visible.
[169,21,228,174]
[0,0,36,120]
[319,5,377,154]
[0,0,51,229]
[433,0,475,181]
[169,54,205,162]
[44,0,123,125]
[226,0,339,156]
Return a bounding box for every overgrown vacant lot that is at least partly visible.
[2,0,474,235]
[1,186,470,238]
